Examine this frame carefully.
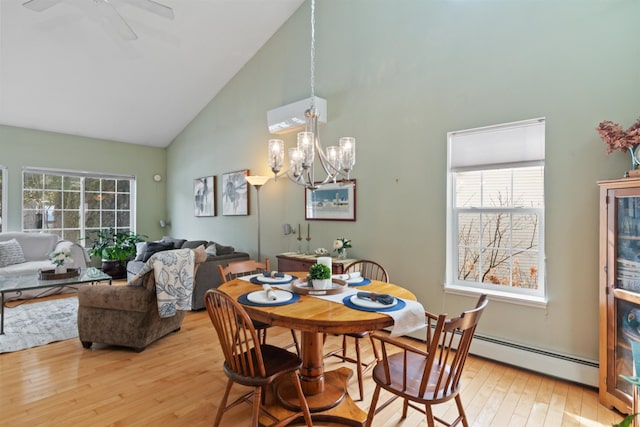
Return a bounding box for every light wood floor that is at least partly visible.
[0,294,624,427]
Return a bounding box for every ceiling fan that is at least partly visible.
[22,0,174,40]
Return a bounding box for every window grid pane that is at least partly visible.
[22,171,135,243]
[452,165,544,297]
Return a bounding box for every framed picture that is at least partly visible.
[194,176,216,217]
[222,169,249,216]
[305,180,356,221]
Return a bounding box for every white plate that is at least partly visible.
[257,274,292,283]
[349,294,396,309]
[247,289,293,304]
[347,277,365,284]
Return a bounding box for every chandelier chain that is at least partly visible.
[310,0,316,108]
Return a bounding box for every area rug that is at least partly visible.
[0,296,78,353]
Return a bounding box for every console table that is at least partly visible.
[276,252,357,275]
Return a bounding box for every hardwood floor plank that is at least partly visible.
[0,300,625,426]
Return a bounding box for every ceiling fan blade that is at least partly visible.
[126,0,174,20]
[95,0,138,40]
[22,0,63,12]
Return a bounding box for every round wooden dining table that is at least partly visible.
[218,273,417,426]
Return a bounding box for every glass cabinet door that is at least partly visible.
[609,191,640,404]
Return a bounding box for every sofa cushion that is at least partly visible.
[142,241,174,262]
[0,260,54,275]
[205,244,217,257]
[214,243,235,255]
[161,236,187,249]
[0,239,27,267]
[134,242,147,261]
[181,240,208,249]
[192,245,207,265]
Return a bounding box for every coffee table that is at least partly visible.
[0,268,112,334]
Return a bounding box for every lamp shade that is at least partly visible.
[245,175,271,187]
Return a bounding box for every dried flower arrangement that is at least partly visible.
[596,116,640,153]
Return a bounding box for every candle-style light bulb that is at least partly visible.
[268,139,284,175]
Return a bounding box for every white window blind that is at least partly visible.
[448,117,545,171]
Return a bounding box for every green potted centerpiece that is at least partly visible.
[86,227,145,279]
[308,263,331,290]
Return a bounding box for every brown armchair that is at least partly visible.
[77,248,205,352]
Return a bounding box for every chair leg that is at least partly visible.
[425,404,435,427]
[213,379,234,427]
[291,371,313,426]
[402,398,409,418]
[354,337,364,401]
[364,384,382,427]
[251,386,261,427]
[342,335,348,358]
[455,394,469,427]
[290,330,300,355]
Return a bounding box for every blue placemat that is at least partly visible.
[238,291,300,307]
[250,275,297,285]
[342,294,406,312]
[347,278,371,287]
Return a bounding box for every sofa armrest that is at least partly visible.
[55,240,89,268]
[191,252,250,310]
[78,283,154,313]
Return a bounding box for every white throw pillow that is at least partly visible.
[0,239,27,267]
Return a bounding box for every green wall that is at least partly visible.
[167,0,640,363]
[0,125,167,241]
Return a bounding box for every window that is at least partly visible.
[0,165,6,232]
[22,168,135,244]
[446,118,545,303]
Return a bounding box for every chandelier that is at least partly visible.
[267,0,356,191]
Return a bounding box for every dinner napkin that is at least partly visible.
[262,284,277,301]
[333,272,362,281]
[356,291,394,305]
[262,270,285,278]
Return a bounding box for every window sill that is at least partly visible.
[444,284,547,309]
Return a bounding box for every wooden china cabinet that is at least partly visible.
[599,178,640,414]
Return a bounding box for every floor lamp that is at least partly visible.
[245,175,271,262]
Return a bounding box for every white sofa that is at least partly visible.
[0,232,89,299]
[0,232,88,275]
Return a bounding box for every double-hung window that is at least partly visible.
[446,118,546,303]
[22,168,135,244]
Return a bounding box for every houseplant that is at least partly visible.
[308,263,331,290]
[86,227,145,279]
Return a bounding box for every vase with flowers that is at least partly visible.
[596,116,640,172]
[50,247,73,274]
[333,238,352,260]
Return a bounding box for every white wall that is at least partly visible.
[167,0,640,366]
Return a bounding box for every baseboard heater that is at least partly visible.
[400,327,599,387]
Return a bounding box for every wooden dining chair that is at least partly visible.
[204,289,313,427]
[365,294,488,427]
[217,258,300,354]
[324,259,389,401]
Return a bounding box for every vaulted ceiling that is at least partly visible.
[0,0,305,147]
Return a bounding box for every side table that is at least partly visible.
[276,252,357,275]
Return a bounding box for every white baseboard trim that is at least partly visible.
[402,327,599,387]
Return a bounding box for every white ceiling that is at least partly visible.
[0,0,305,147]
